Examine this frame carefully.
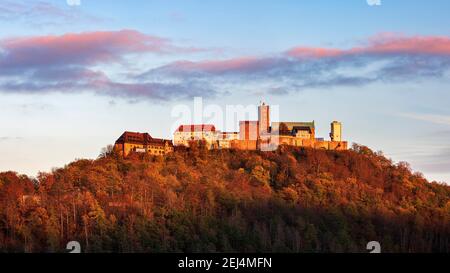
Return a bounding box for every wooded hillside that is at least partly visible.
[1,144,449,253]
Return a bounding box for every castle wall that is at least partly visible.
[174,131,217,149]
[114,143,124,155]
[123,143,145,156]
[231,140,258,150]
[115,142,174,157]
[314,140,329,150]
[240,121,259,141]
[301,139,315,148]
[147,145,174,156]
[328,141,348,151]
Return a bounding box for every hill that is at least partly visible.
[0,144,449,253]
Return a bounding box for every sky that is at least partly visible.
[0,0,449,183]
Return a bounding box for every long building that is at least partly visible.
[114,131,173,157]
[173,124,218,149]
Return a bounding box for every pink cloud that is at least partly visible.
[287,34,450,58]
[2,31,450,101]
[362,35,450,56]
[285,47,343,58]
[168,57,274,74]
[154,34,450,77]
[0,30,199,69]
[140,33,450,96]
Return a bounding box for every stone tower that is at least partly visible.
[330,121,342,142]
[258,102,270,135]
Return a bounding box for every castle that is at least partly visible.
[114,131,174,156]
[114,102,347,156]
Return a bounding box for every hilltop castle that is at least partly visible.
[114,102,347,156]
[114,131,174,157]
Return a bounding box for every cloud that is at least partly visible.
[0,0,102,25]
[399,113,450,126]
[0,137,23,142]
[1,32,450,101]
[141,33,450,95]
[0,30,213,101]
[412,147,450,178]
[0,67,216,101]
[147,57,285,77]
[286,34,450,58]
[0,29,198,71]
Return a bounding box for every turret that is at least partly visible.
[330,121,342,142]
[258,102,270,135]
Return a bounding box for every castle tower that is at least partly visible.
[258,102,270,135]
[330,121,342,142]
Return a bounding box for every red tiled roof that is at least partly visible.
[115,132,150,144]
[149,138,173,145]
[175,124,216,133]
[115,131,172,146]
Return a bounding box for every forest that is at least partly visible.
[0,143,449,253]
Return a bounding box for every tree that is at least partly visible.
[0,146,449,253]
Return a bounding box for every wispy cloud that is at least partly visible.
[141,33,450,95]
[399,113,450,126]
[286,33,450,58]
[0,32,449,101]
[412,147,450,179]
[0,136,23,142]
[0,29,199,70]
[0,0,103,25]
[0,30,214,101]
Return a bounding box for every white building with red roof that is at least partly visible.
[174,124,218,149]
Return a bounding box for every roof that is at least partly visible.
[115,131,152,145]
[271,121,315,132]
[149,138,173,145]
[175,124,216,133]
[115,131,172,146]
[292,126,314,133]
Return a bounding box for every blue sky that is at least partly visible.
[0,0,449,183]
